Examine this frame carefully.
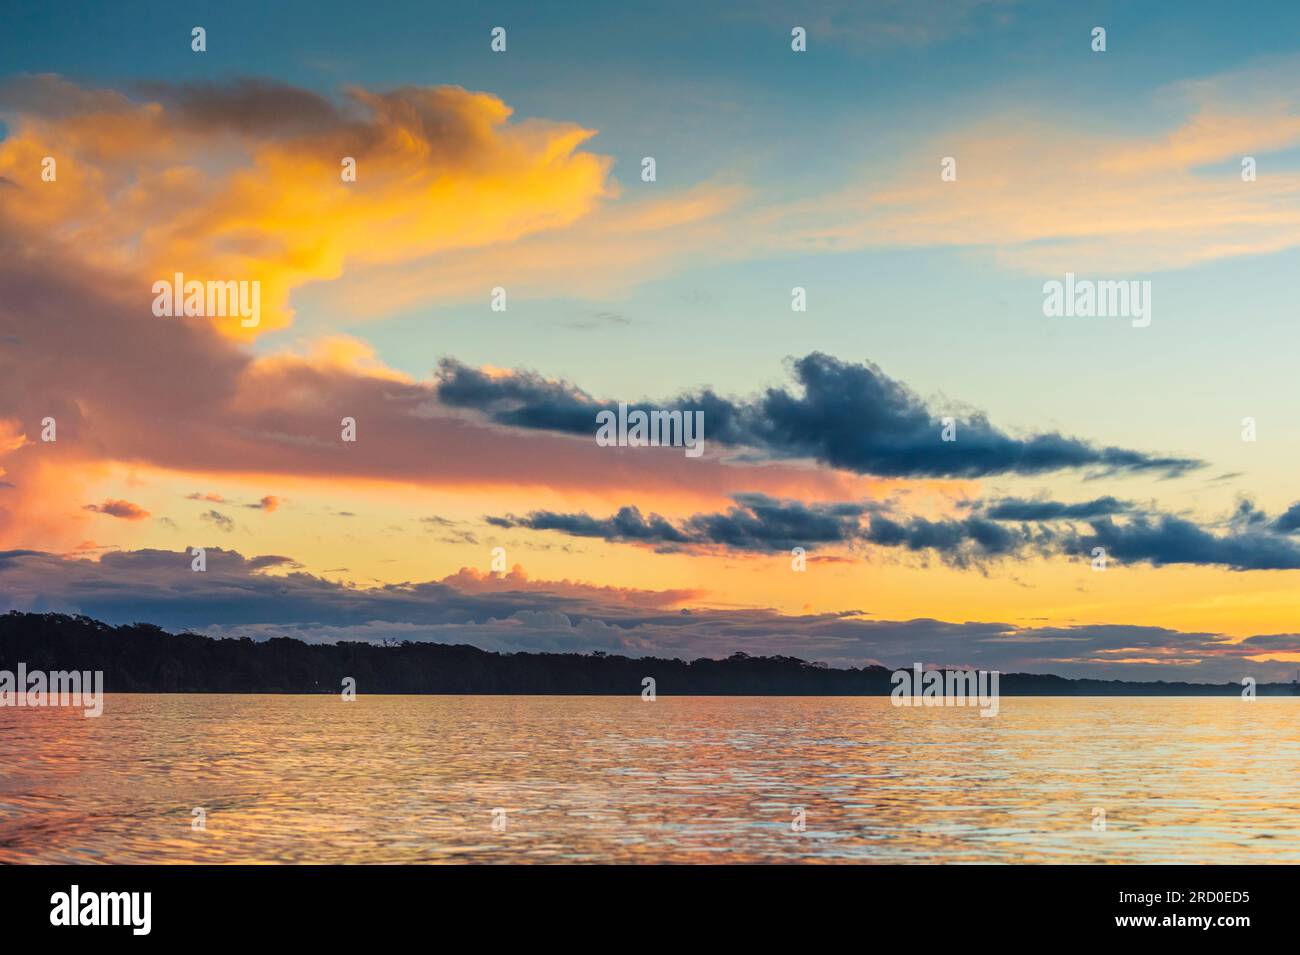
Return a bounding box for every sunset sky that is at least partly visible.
[3,0,1300,680]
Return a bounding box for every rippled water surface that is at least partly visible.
[1,695,1297,863]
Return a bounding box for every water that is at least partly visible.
[0,695,1297,863]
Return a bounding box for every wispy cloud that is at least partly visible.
[200,510,235,533]
[763,55,1300,273]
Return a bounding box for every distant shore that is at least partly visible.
[2,612,1297,697]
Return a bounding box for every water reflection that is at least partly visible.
[0,695,1296,863]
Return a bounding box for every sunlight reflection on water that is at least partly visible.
[0,695,1297,863]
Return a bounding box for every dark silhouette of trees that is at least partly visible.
[0,612,1277,695]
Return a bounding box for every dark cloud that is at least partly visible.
[490,493,1300,571]
[492,494,1035,566]
[436,353,1202,479]
[0,74,133,119]
[863,513,1034,567]
[949,496,1300,570]
[201,510,235,533]
[1062,515,1300,571]
[1228,498,1271,531]
[245,554,297,570]
[686,494,869,551]
[133,78,348,137]
[491,494,870,553]
[980,496,1133,521]
[82,499,149,521]
[436,357,600,434]
[1273,502,1300,533]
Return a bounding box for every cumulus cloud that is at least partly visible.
[0,75,615,337]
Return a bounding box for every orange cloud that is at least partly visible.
[0,76,616,337]
[440,564,702,609]
[322,180,749,317]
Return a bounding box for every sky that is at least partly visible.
[3,0,1300,681]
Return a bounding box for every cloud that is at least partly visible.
[491,494,870,553]
[200,510,235,533]
[0,75,616,337]
[497,498,1040,568]
[862,512,1033,567]
[489,494,1036,566]
[491,492,1300,572]
[0,547,698,633]
[246,495,280,512]
[1272,502,1300,533]
[187,492,227,504]
[1060,514,1300,572]
[764,55,1300,273]
[979,496,1135,521]
[81,499,149,521]
[133,77,350,137]
[439,352,1201,478]
[321,180,749,318]
[978,497,1300,571]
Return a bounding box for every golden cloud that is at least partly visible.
[0,76,616,337]
[761,57,1300,273]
